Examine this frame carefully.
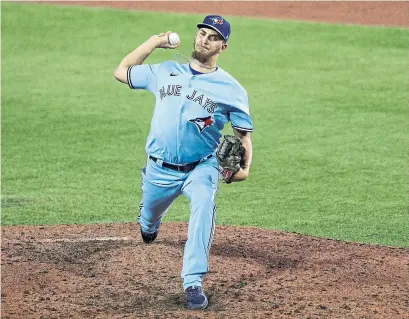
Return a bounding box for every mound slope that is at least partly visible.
[2,222,408,318]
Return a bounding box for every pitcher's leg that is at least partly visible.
[181,162,219,289]
[138,163,182,234]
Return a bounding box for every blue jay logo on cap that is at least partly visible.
[210,17,224,25]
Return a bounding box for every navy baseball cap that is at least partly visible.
[197,15,231,42]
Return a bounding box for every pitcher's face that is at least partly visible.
[192,28,226,63]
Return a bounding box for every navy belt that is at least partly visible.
[149,155,212,172]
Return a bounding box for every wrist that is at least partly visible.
[241,166,249,174]
[227,168,249,183]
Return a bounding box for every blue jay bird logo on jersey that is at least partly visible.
[189,116,215,132]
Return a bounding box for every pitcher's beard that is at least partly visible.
[191,49,212,65]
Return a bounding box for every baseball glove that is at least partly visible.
[216,135,245,184]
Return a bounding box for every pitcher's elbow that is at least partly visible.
[114,67,127,83]
[113,67,120,80]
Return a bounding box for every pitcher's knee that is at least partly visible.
[193,200,215,213]
[190,194,215,215]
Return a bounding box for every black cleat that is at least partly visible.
[185,286,208,310]
[140,228,158,244]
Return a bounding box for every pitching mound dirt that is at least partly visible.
[2,223,408,318]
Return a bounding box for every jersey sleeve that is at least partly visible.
[127,64,160,93]
[229,90,254,132]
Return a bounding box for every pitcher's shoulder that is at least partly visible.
[217,68,248,95]
[160,60,188,72]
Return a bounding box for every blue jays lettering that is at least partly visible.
[159,85,217,114]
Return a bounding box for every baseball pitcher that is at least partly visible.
[114,15,254,310]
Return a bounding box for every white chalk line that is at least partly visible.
[39,236,134,243]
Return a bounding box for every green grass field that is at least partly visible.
[2,3,408,247]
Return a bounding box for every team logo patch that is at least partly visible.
[189,116,215,132]
[211,17,224,25]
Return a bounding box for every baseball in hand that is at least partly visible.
[168,32,180,45]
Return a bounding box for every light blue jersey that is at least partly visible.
[128,61,253,164]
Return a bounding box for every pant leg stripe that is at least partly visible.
[138,167,145,222]
[206,204,216,259]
